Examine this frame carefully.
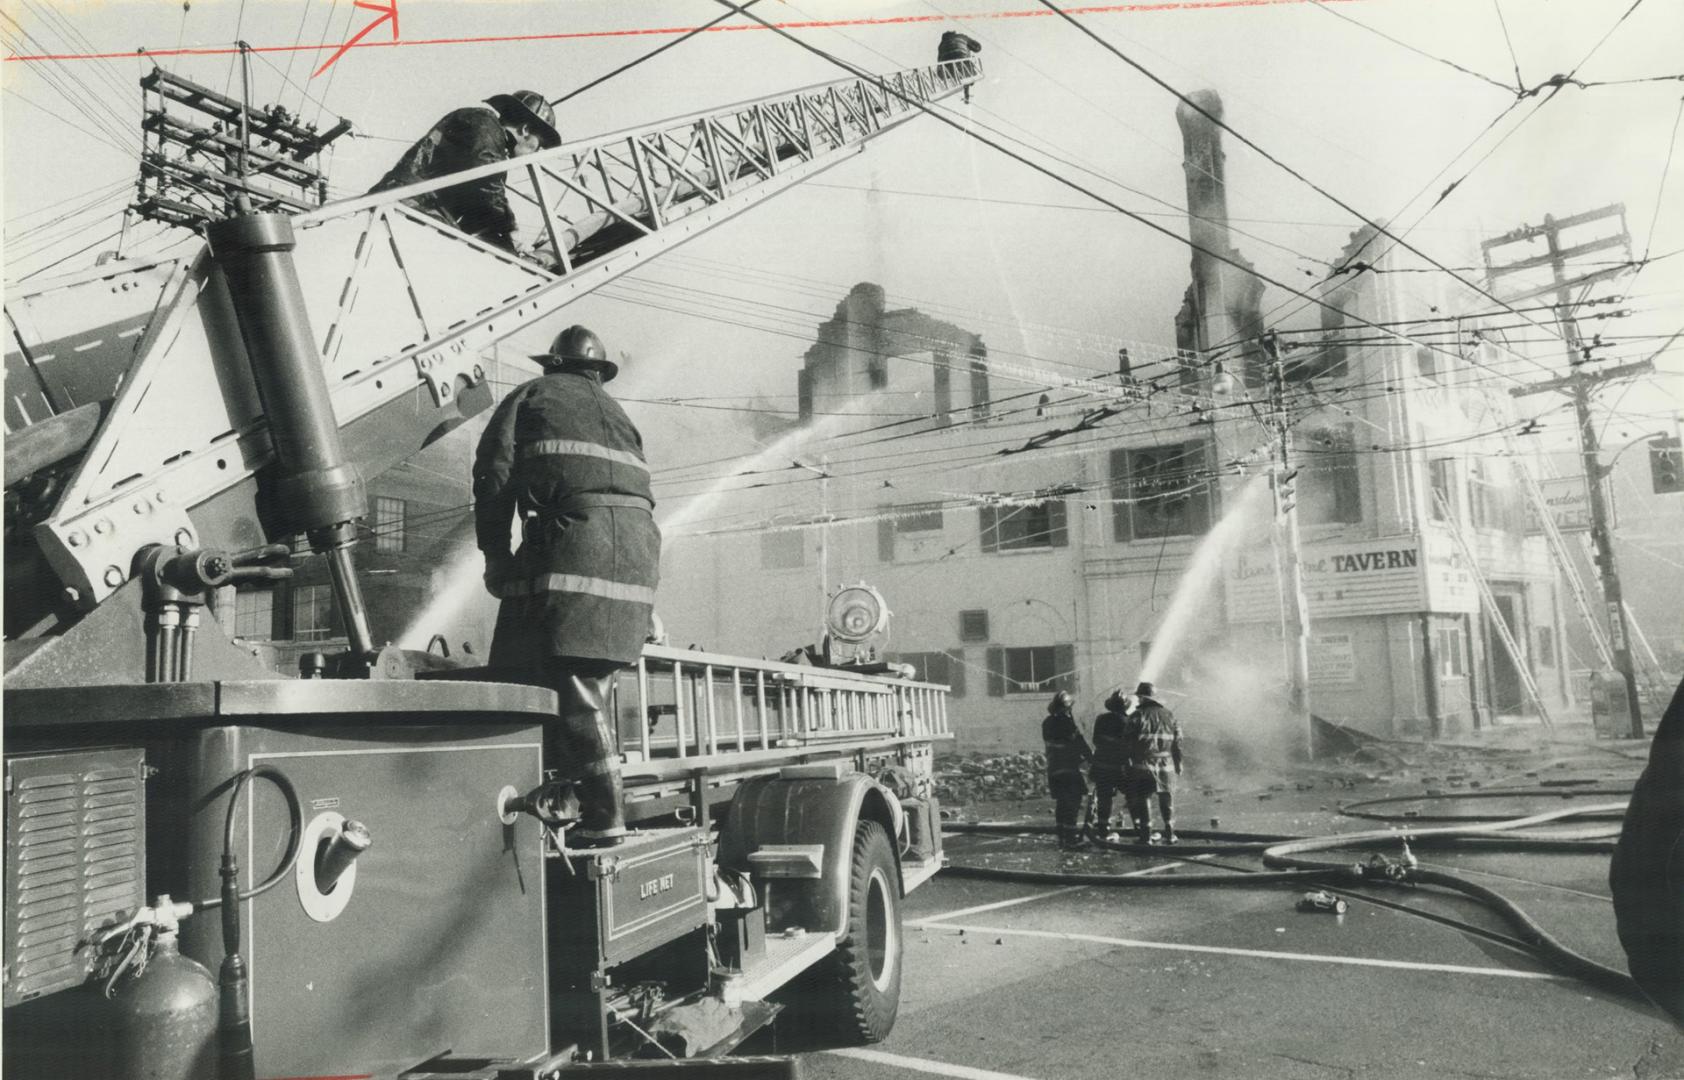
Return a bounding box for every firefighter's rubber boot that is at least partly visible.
[555,667,626,848]
[573,768,627,848]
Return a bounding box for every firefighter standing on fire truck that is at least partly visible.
[474,325,660,847]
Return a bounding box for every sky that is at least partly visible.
[4,0,1681,452]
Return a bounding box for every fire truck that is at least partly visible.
[3,40,982,1078]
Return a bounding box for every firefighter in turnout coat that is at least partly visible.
[1089,689,1133,840]
[474,325,660,847]
[1121,681,1183,845]
[1042,691,1093,850]
[371,90,561,251]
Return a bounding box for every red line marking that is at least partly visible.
[311,0,399,78]
[4,0,1361,65]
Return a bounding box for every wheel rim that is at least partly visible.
[866,866,897,993]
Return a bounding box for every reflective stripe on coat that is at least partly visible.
[474,365,660,666]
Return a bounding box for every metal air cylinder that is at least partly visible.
[107,930,218,1080]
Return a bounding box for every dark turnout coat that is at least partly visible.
[1091,698,1131,775]
[1041,712,1092,780]
[371,106,519,249]
[473,364,661,667]
[1121,697,1183,791]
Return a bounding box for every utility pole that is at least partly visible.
[1487,207,1649,738]
[1261,331,1314,757]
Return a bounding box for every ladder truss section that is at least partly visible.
[617,643,952,802]
[29,58,981,608]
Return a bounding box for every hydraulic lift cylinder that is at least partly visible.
[207,213,375,658]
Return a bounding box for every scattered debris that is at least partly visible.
[1296,890,1348,915]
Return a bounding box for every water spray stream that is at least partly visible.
[1137,475,1268,686]
[396,536,487,651]
[657,404,865,540]
[393,395,875,652]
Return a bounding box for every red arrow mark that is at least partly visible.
[311,0,399,78]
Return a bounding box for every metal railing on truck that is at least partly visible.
[611,644,951,808]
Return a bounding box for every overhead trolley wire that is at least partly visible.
[654,381,1567,504]
[0,15,138,155]
[551,0,764,107]
[1308,0,1518,95]
[1032,0,1573,356]
[1301,0,1663,341]
[912,0,1330,272]
[1628,93,1683,296]
[709,0,1562,400]
[22,0,141,120]
[1490,0,1526,90]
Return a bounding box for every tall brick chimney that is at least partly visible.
[1175,90,1266,387]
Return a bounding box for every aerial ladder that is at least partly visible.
[2,43,980,1080]
[6,52,982,641]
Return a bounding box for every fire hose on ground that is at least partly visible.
[937,798,1643,1003]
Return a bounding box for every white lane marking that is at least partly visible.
[828,1047,1044,1080]
[922,923,1569,981]
[913,863,1183,926]
[913,884,1087,925]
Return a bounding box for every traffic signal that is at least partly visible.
[1651,436,1684,495]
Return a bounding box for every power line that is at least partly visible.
[1491,0,1525,89]
[1031,0,1572,353]
[1631,93,1683,290]
[552,0,764,107]
[1306,0,1517,95]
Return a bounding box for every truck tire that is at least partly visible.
[806,818,903,1044]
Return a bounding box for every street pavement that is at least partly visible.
[799,732,1684,1080]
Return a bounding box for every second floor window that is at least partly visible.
[979,499,1067,552]
[1112,442,1213,541]
[986,644,1076,695]
[879,503,946,561]
[1297,427,1361,525]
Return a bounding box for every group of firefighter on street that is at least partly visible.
[1042,682,1185,851]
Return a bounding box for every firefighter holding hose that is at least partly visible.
[1041,690,1093,851]
[474,325,660,848]
[1089,688,1133,841]
[1121,681,1183,845]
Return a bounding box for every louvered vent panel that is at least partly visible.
[5,749,146,1006]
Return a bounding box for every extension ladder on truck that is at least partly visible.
[617,645,952,891]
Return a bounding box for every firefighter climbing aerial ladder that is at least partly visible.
[3,42,981,1080]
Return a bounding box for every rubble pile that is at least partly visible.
[933,752,1046,804]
